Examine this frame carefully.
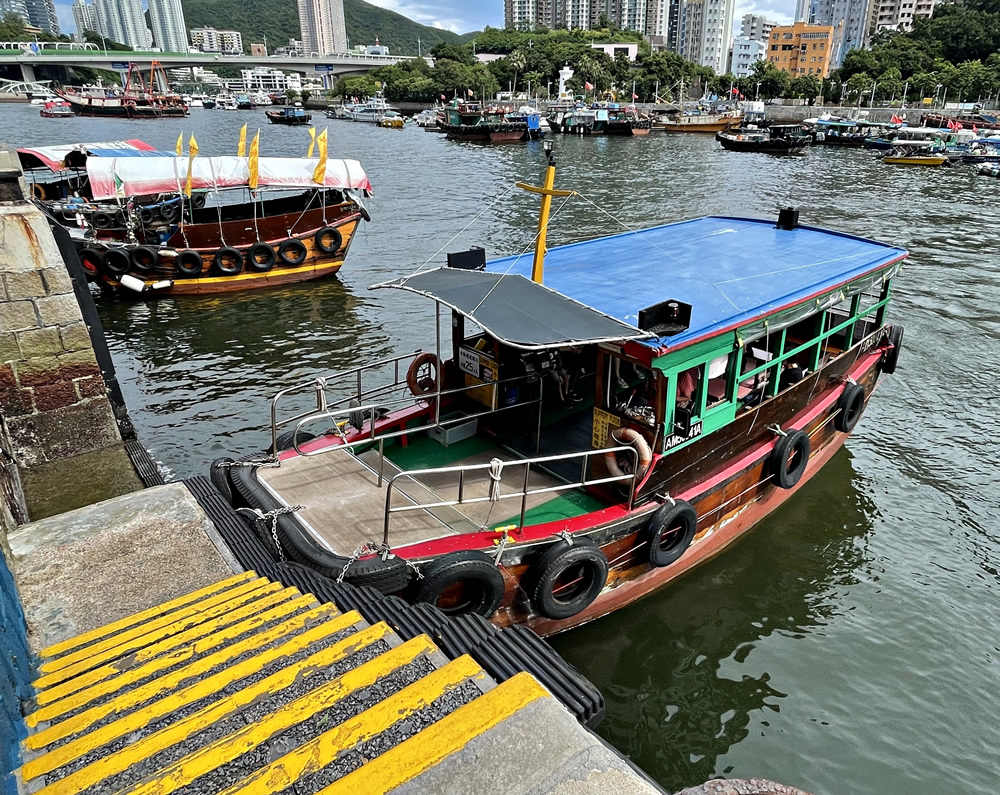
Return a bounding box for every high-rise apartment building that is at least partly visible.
[191,27,243,53]
[148,0,188,52]
[506,0,671,33]
[740,13,776,41]
[23,0,59,34]
[678,0,734,74]
[298,0,348,55]
[645,0,668,36]
[95,0,150,49]
[730,35,767,76]
[767,21,834,77]
[868,0,935,35]
[71,0,96,34]
[0,0,28,26]
[800,0,870,67]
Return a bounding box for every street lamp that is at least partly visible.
[755,81,761,101]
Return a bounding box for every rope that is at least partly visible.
[208,158,228,247]
[487,457,504,502]
[400,182,518,283]
[236,505,302,561]
[215,456,281,469]
[768,424,787,437]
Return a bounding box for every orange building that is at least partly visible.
[767,22,835,79]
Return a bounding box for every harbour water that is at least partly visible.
[2,104,998,794]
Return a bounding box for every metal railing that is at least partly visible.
[381,445,639,545]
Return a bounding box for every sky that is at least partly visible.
[54,0,795,43]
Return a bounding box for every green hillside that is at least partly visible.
[180,0,478,56]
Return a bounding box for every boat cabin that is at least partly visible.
[233,205,907,633]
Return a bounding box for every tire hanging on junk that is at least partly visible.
[247,241,276,272]
[413,550,505,617]
[159,201,181,223]
[882,324,904,375]
[768,428,810,490]
[213,246,243,275]
[646,499,697,568]
[78,248,103,274]
[92,211,114,230]
[138,206,156,225]
[278,238,308,266]
[130,246,159,273]
[834,382,866,433]
[101,248,131,276]
[341,554,412,595]
[314,226,342,255]
[527,537,609,621]
[174,249,203,277]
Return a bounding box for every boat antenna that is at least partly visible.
[516,139,574,284]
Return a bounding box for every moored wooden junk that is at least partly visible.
[54,63,188,119]
[18,141,372,296]
[215,149,907,636]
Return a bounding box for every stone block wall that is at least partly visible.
[0,204,121,469]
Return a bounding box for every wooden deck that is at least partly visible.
[258,442,571,554]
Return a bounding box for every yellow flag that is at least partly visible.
[184,133,198,197]
[307,126,317,158]
[248,129,260,191]
[312,127,328,185]
[175,132,183,156]
[237,123,247,158]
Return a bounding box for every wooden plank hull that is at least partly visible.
[658,117,742,133]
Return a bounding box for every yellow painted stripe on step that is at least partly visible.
[33,622,402,795]
[205,654,487,795]
[38,577,275,680]
[39,572,258,660]
[318,673,549,795]
[22,604,354,764]
[28,589,314,726]
[121,652,483,795]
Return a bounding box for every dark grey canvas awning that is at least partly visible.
[372,268,650,350]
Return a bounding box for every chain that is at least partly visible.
[557,529,573,545]
[216,456,281,469]
[335,542,378,583]
[236,505,302,562]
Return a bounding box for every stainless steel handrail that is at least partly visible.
[269,350,429,453]
[381,445,640,546]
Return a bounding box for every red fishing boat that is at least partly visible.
[218,147,907,635]
[55,62,188,119]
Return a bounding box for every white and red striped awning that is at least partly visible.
[17,140,166,171]
[86,156,373,199]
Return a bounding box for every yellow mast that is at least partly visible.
[516,140,574,284]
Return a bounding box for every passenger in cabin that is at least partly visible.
[676,367,698,407]
[540,349,581,409]
[779,359,805,391]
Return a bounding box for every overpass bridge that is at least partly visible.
[0,43,418,85]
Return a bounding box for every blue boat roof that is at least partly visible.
[486,216,907,351]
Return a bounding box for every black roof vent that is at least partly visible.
[447,246,486,271]
[776,207,799,230]
[638,299,691,337]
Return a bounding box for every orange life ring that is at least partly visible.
[605,427,652,480]
[406,352,440,397]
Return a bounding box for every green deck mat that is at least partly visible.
[384,433,497,471]
[491,490,607,530]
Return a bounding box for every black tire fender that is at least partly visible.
[159,201,181,223]
[138,206,156,225]
[528,537,608,620]
[102,248,131,276]
[175,249,203,277]
[213,246,244,275]
[130,245,159,273]
[413,550,505,617]
[192,193,207,209]
[646,499,697,567]
[92,211,113,229]
[342,555,412,594]
[834,382,866,433]
[210,457,235,504]
[247,242,276,272]
[278,238,308,266]
[769,429,810,490]
[314,226,343,255]
[882,324,904,375]
[78,247,103,274]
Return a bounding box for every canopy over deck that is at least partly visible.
[485,216,907,352]
[86,156,373,199]
[17,140,167,172]
[373,268,650,350]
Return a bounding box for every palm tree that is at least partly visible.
[508,49,527,94]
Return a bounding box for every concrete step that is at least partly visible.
[15,571,559,795]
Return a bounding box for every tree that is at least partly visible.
[875,66,903,101]
[508,49,526,93]
[749,60,790,100]
[430,42,475,65]
[789,74,822,101]
[845,71,873,104]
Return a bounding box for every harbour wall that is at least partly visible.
[0,144,142,522]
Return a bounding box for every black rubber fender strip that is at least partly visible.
[184,476,275,573]
[124,440,164,487]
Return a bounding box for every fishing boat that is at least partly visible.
[414,107,441,128]
[656,110,742,133]
[549,106,605,135]
[215,144,907,637]
[921,111,1000,132]
[201,96,216,109]
[505,107,548,139]
[442,101,527,143]
[376,111,406,129]
[882,145,949,166]
[716,123,811,154]
[266,105,312,125]
[235,94,253,110]
[38,100,74,118]
[21,142,372,296]
[605,105,652,136]
[54,63,187,119]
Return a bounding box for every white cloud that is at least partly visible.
[360,0,475,34]
[731,0,795,33]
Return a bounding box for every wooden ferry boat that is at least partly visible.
[442,102,527,143]
[266,106,312,125]
[716,123,811,154]
[55,63,187,119]
[217,148,907,636]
